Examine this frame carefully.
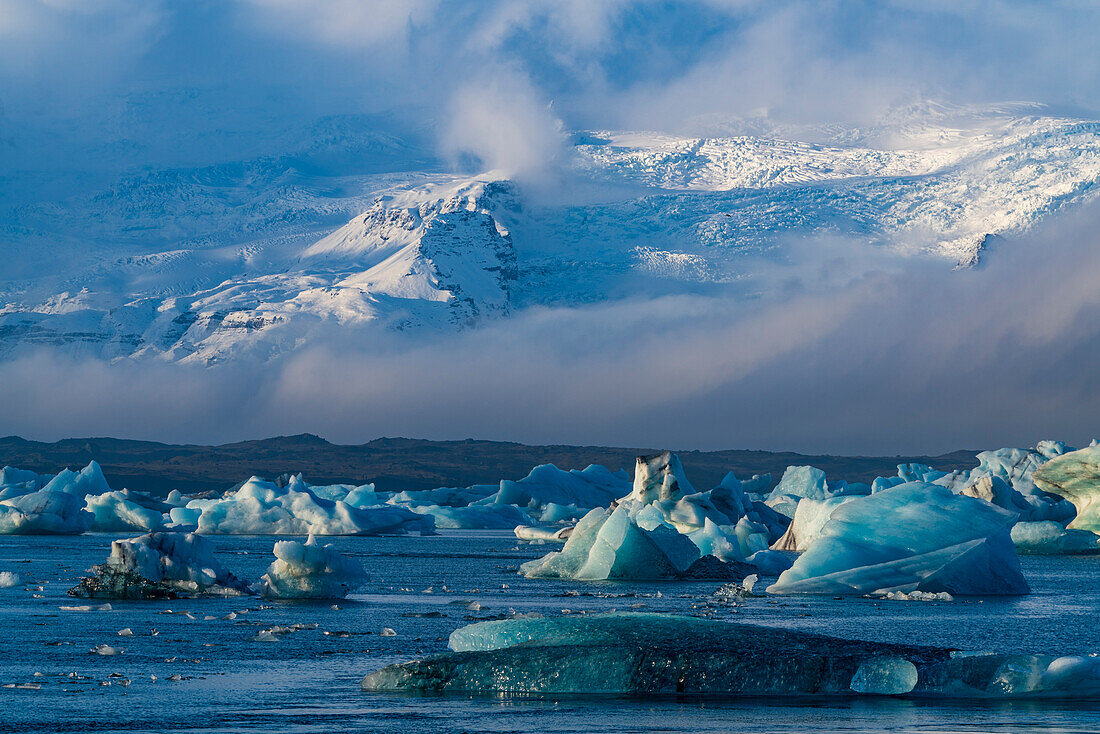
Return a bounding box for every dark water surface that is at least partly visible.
[1,531,1098,733]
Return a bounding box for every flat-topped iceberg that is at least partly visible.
[363,613,1100,698]
[69,532,248,599]
[768,482,1028,596]
[185,475,434,535]
[253,535,366,599]
[1033,444,1100,532]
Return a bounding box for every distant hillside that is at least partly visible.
[0,434,979,496]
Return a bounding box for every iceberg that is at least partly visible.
[69,532,248,599]
[364,613,1100,698]
[394,502,533,530]
[0,489,93,534]
[253,535,367,599]
[519,452,772,581]
[1033,444,1100,532]
[768,482,1028,596]
[187,475,434,535]
[85,490,167,532]
[1010,520,1100,555]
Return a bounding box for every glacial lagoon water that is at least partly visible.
[1,531,1099,733]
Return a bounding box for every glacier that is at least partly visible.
[4,104,1100,363]
[253,535,367,599]
[69,532,248,599]
[363,612,1100,698]
[768,482,1028,596]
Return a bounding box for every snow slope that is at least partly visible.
[1,103,1097,363]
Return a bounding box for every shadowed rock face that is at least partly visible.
[1034,445,1100,532]
[361,613,1100,698]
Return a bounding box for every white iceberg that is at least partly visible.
[85,490,167,532]
[768,482,1028,596]
[186,475,434,536]
[69,532,248,598]
[253,535,367,599]
[0,488,93,534]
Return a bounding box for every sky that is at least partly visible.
[1,1,1099,454]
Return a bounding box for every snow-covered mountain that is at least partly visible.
[1,103,1098,363]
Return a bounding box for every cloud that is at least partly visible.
[2,199,1099,455]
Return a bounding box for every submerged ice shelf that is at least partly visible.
[363,612,1100,698]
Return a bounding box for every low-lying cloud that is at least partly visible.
[2,200,1098,456]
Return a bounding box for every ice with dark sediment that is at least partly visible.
[69,532,249,599]
[363,613,1100,698]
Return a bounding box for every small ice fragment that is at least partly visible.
[16,683,41,690]
[380,627,397,637]
[742,574,758,594]
[0,571,21,587]
[90,644,123,656]
[330,605,340,611]
[117,628,133,637]
[252,631,279,642]
[60,604,112,612]
[466,601,482,611]
[203,616,216,621]
[850,657,918,695]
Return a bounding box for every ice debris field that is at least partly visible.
[4,438,1100,730]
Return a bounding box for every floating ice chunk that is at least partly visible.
[480,464,632,522]
[253,535,367,599]
[402,503,532,529]
[850,657,918,694]
[367,612,1100,698]
[85,491,166,532]
[0,489,94,534]
[117,628,133,636]
[0,571,20,587]
[60,603,112,611]
[190,475,434,536]
[519,504,737,581]
[768,482,1028,596]
[380,627,396,637]
[90,644,122,656]
[1011,520,1100,554]
[514,525,572,542]
[1033,444,1100,532]
[878,590,953,601]
[69,532,248,599]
